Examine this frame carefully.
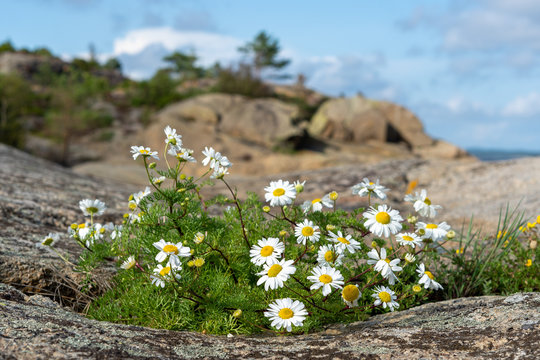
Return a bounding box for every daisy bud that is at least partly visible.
[326,224,336,231]
[149,162,156,169]
[70,223,78,230]
[193,258,205,267]
[405,253,416,263]
[187,260,194,267]
[129,202,137,211]
[180,174,186,180]
[294,181,305,193]
[329,191,338,201]
[190,249,195,255]
[371,241,378,248]
[262,206,270,213]
[128,194,134,201]
[407,215,418,224]
[177,188,186,193]
[446,230,456,239]
[418,228,425,236]
[525,259,532,267]
[530,240,537,250]
[194,232,206,244]
[233,309,242,318]
[279,230,288,237]
[180,202,186,207]
[413,284,422,293]
[123,213,129,218]
[188,176,193,181]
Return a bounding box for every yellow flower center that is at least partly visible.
[424,271,434,279]
[278,308,293,319]
[42,238,54,246]
[139,149,149,154]
[267,264,283,277]
[319,274,333,284]
[193,258,205,267]
[337,237,350,244]
[312,198,321,204]
[324,250,336,263]
[424,197,432,205]
[375,212,391,224]
[369,182,374,185]
[163,244,179,254]
[413,285,422,293]
[384,258,391,264]
[342,285,360,302]
[329,191,338,201]
[273,188,285,196]
[159,266,171,276]
[378,291,391,303]
[260,245,274,257]
[426,223,438,229]
[302,226,314,237]
[402,235,414,242]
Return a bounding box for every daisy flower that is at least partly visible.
[79,199,106,217]
[210,165,229,179]
[404,253,416,263]
[416,263,443,290]
[202,147,231,170]
[264,298,308,332]
[111,225,123,240]
[168,146,196,163]
[41,232,59,247]
[193,231,206,244]
[256,259,296,291]
[151,263,181,288]
[363,205,403,238]
[153,239,191,267]
[294,219,320,244]
[264,180,296,207]
[307,265,344,296]
[316,245,344,266]
[301,196,333,212]
[351,178,388,200]
[164,125,182,146]
[342,284,361,307]
[416,221,451,242]
[121,256,136,270]
[372,285,399,311]
[403,190,422,203]
[250,237,285,266]
[152,176,166,185]
[367,248,402,285]
[396,232,423,249]
[412,189,442,218]
[131,146,159,160]
[328,230,361,254]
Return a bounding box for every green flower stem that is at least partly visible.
[221,178,250,250]
[142,157,166,198]
[163,142,172,172]
[205,242,239,283]
[345,265,374,284]
[283,283,331,313]
[50,247,77,267]
[292,242,309,265]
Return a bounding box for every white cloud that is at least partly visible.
[502,92,540,116]
[445,96,492,115]
[113,27,242,66]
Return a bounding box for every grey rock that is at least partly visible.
[0,283,538,359]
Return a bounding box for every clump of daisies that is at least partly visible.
[44,125,537,336]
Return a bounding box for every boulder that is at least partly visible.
[413,139,470,159]
[157,93,246,125]
[220,98,304,147]
[309,96,389,143]
[309,96,438,150]
[375,101,434,147]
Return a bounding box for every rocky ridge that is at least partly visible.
[1,144,539,359]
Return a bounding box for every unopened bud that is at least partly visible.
[179,174,186,180]
[329,191,338,201]
[446,230,456,239]
[233,309,242,318]
[530,240,537,250]
[326,224,336,231]
[149,162,156,169]
[279,230,288,237]
[408,215,418,224]
[371,241,377,248]
[262,206,270,213]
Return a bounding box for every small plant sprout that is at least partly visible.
[42,125,538,335]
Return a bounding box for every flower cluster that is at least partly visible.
[44,125,488,336]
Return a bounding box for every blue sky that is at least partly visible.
[3,0,540,151]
